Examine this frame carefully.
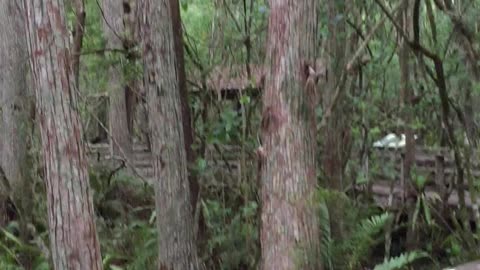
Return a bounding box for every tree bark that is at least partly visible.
[0,6,36,268]
[169,0,199,216]
[71,0,85,88]
[0,0,29,213]
[23,1,103,269]
[260,0,320,269]
[322,0,350,241]
[102,0,132,159]
[323,0,348,189]
[122,0,143,144]
[169,0,206,244]
[140,0,202,269]
[398,0,418,250]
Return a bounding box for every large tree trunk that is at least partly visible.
[23,1,103,269]
[0,5,36,268]
[259,0,320,269]
[0,0,29,218]
[102,0,132,159]
[140,0,202,268]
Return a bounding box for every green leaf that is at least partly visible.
[374,251,428,270]
[414,175,427,189]
[181,1,189,11]
[240,95,251,105]
[355,173,368,185]
[196,158,207,171]
[412,198,421,230]
[1,228,23,247]
[34,261,50,270]
[422,195,433,226]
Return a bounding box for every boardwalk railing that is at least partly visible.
[86,142,480,210]
[361,146,480,210]
[86,143,242,184]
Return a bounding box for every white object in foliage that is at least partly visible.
[372,133,418,149]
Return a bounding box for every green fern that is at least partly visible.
[373,250,428,270]
[344,212,393,269]
[358,212,393,236]
[319,201,333,270]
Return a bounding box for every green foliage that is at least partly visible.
[0,224,49,270]
[318,201,333,270]
[89,166,157,270]
[317,188,392,269]
[5,0,480,268]
[78,0,109,96]
[373,251,429,270]
[201,199,259,270]
[338,212,394,270]
[209,108,242,143]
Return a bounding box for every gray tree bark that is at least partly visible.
[260,0,321,269]
[140,0,202,269]
[23,0,103,269]
[0,7,35,264]
[102,0,132,159]
[0,0,29,217]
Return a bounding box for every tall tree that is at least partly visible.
[0,0,29,224]
[169,0,199,215]
[0,6,34,267]
[259,0,320,269]
[321,0,351,240]
[23,0,103,269]
[140,0,202,268]
[398,0,417,249]
[102,0,132,159]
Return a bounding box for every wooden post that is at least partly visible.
[400,152,405,203]
[435,154,446,204]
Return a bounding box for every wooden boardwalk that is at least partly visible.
[86,143,241,184]
[87,143,154,182]
[361,147,480,210]
[87,143,480,211]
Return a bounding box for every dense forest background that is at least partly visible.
[1,0,480,269]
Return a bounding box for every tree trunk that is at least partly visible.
[140,0,202,268]
[398,0,418,250]
[71,0,85,88]
[102,0,132,159]
[169,0,205,244]
[23,1,103,269]
[260,0,320,269]
[122,0,143,144]
[169,0,199,216]
[0,0,29,213]
[322,0,349,241]
[0,4,35,268]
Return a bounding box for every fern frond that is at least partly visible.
[359,212,393,236]
[345,212,393,269]
[373,250,428,270]
[319,201,333,270]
